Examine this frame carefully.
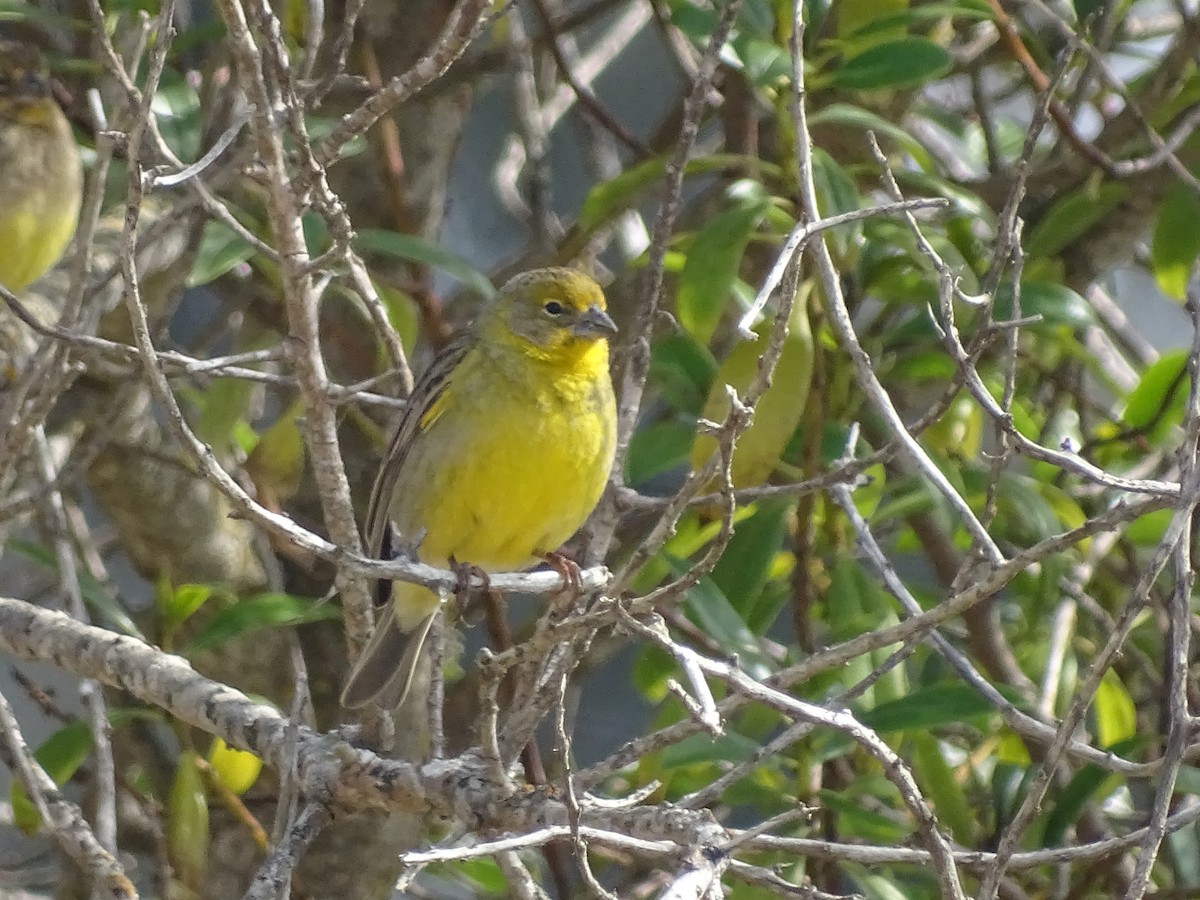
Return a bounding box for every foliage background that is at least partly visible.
[1,0,1200,898]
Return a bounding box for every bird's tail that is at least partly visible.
[341,585,438,709]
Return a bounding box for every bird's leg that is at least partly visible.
[448,555,489,625]
[540,549,583,596]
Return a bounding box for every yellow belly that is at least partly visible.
[392,348,616,574]
[0,107,82,292]
[0,205,78,292]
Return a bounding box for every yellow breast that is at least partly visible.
[393,339,616,572]
[0,102,81,292]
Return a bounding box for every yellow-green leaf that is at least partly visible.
[676,181,772,345]
[245,400,306,503]
[1093,669,1136,748]
[691,286,814,488]
[168,751,210,890]
[1151,183,1200,301]
[911,731,976,845]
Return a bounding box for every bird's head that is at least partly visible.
[483,267,618,362]
[0,41,63,129]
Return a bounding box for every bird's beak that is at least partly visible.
[572,305,619,339]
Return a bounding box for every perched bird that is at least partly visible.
[0,40,81,293]
[341,267,619,709]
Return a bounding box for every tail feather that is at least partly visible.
[341,607,436,709]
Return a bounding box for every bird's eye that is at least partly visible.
[543,301,564,316]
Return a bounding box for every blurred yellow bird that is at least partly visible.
[341,267,618,709]
[0,41,81,293]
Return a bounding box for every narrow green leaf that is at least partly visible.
[858,683,1001,733]
[159,583,215,629]
[1092,669,1137,748]
[1121,349,1188,437]
[12,710,158,833]
[354,230,495,299]
[809,103,931,169]
[710,498,793,623]
[577,154,778,234]
[661,731,762,768]
[826,39,952,90]
[1150,183,1200,301]
[818,790,911,843]
[188,219,255,288]
[193,376,255,450]
[667,556,775,679]
[842,3,990,41]
[993,281,1093,330]
[677,182,772,344]
[625,419,696,487]
[1168,822,1200,887]
[910,731,976,844]
[12,722,93,834]
[650,333,718,415]
[1042,737,1138,846]
[1025,182,1128,258]
[184,593,340,650]
[9,541,143,638]
[168,752,209,889]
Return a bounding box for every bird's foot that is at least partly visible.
[540,549,583,596]
[449,555,489,625]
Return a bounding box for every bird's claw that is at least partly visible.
[449,555,489,625]
[541,550,583,595]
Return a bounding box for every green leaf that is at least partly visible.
[731,36,791,87]
[668,556,775,679]
[661,731,763,768]
[184,593,340,651]
[1092,669,1137,748]
[8,541,143,638]
[188,219,255,288]
[710,498,793,624]
[1126,507,1172,546]
[818,790,911,843]
[158,582,215,629]
[1169,820,1200,887]
[676,182,772,344]
[245,400,306,502]
[650,333,718,415]
[193,376,256,450]
[808,103,932,169]
[168,751,209,889]
[354,230,495,299]
[692,293,814,488]
[854,870,924,900]
[11,721,93,834]
[835,0,908,40]
[577,154,778,234]
[858,683,1000,733]
[626,418,696,488]
[842,3,991,41]
[1121,349,1188,438]
[1042,737,1138,846]
[1025,182,1128,258]
[439,858,509,894]
[12,710,158,833]
[910,731,976,845]
[992,281,1093,330]
[1150,183,1200,301]
[826,39,952,90]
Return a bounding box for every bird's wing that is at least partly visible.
[363,330,475,602]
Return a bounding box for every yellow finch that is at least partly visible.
[0,41,81,293]
[341,268,618,709]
